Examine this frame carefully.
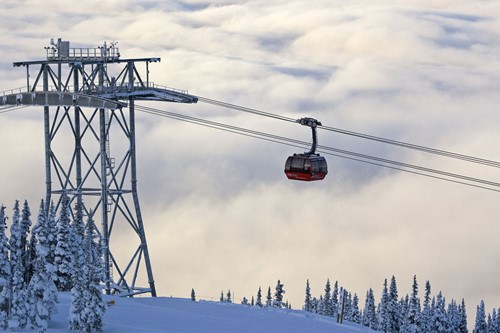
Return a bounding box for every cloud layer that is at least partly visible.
[1,0,500,314]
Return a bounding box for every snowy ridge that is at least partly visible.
[38,292,377,333]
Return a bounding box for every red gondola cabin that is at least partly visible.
[284,154,328,181]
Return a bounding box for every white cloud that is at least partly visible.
[1,0,500,316]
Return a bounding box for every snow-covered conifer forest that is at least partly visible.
[0,199,499,332]
[0,197,105,331]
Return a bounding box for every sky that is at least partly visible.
[1,0,500,318]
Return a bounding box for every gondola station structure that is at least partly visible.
[4,39,198,297]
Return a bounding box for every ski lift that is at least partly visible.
[284,117,328,181]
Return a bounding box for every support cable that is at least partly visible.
[197,96,500,168]
[2,96,499,192]
[0,105,29,114]
[136,104,500,193]
[319,124,500,168]
[197,96,297,123]
[5,94,499,168]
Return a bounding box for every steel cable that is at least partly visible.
[136,104,500,193]
[197,96,500,168]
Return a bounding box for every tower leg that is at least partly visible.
[129,97,157,297]
[99,108,112,295]
[43,64,51,213]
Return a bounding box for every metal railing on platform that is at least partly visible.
[46,47,120,61]
[1,82,190,97]
[1,87,25,96]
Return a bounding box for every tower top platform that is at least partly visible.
[13,39,159,67]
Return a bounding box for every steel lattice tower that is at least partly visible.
[5,39,197,296]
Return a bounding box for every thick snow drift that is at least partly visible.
[26,292,378,333]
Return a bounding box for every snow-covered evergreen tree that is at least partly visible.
[251,296,254,306]
[19,200,32,284]
[332,281,339,318]
[351,293,361,323]
[191,288,196,302]
[256,287,263,307]
[26,232,36,285]
[241,297,249,305]
[491,308,500,333]
[400,295,409,331]
[458,299,468,333]
[9,200,21,269]
[0,205,10,329]
[46,201,58,281]
[402,275,420,333]
[379,278,390,332]
[69,208,88,333]
[497,308,500,332]
[70,214,106,332]
[266,286,272,307]
[10,260,28,329]
[226,290,232,303]
[317,295,325,315]
[418,280,432,333]
[220,291,224,302]
[69,197,85,277]
[430,292,449,333]
[19,200,32,243]
[304,279,312,312]
[0,207,9,278]
[447,299,461,333]
[273,280,285,308]
[54,194,73,291]
[67,196,87,331]
[344,291,353,321]
[311,297,318,313]
[362,290,370,327]
[323,279,334,317]
[386,276,401,333]
[473,300,487,333]
[9,200,28,329]
[487,313,493,333]
[84,215,106,331]
[32,200,54,275]
[27,199,58,328]
[362,288,378,330]
[489,309,497,333]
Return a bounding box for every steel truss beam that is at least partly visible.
[0,91,126,109]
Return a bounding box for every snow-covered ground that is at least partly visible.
[14,292,378,333]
